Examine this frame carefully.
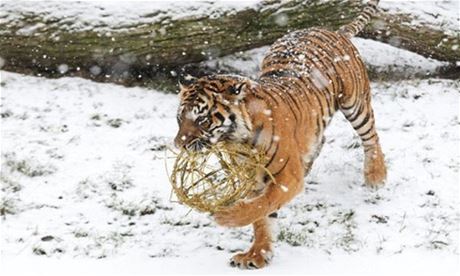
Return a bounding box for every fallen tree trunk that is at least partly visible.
[0,0,458,87]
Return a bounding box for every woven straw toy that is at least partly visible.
[169,142,272,213]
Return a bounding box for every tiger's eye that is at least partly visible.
[227,86,238,94]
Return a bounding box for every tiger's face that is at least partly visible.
[174,75,252,151]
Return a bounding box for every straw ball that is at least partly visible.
[169,142,270,213]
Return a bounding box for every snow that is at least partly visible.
[1,251,459,275]
[1,1,457,36]
[280,185,289,192]
[1,70,459,273]
[1,0,460,274]
[380,0,459,35]
[311,68,330,90]
[351,37,446,71]
[204,37,447,81]
[0,0,261,34]
[274,13,289,26]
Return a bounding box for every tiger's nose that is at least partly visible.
[174,133,197,149]
[174,134,187,148]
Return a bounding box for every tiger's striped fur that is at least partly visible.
[174,0,385,269]
[339,0,379,37]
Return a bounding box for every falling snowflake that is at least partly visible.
[274,13,288,26]
[57,64,69,74]
[90,66,101,76]
[311,68,329,90]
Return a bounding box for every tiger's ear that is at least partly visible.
[178,74,197,90]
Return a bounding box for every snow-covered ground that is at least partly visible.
[1,68,459,274]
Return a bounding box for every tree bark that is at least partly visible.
[0,0,458,87]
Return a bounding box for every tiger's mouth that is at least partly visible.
[181,123,238,152]
[185,138,210,152]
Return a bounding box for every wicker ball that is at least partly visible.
[169,142,268,212]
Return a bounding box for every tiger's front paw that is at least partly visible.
[213,201,258,227]
[229,247,273,269]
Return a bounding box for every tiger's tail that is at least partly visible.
[338,0,379,38]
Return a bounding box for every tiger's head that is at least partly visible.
[174,74,253,151]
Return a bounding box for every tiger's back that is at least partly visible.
[255,28,377,172]
[260,28,369,112]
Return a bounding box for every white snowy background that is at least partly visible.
[1,0,459,275]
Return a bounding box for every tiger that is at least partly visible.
[174,0,386,269]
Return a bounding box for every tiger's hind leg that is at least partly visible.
[340,91,387,187]
[303,136,325,175]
